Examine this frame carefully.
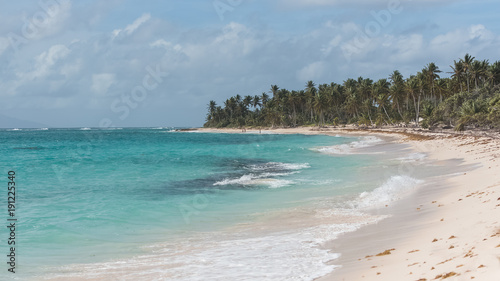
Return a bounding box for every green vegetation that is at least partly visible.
[204,54,500,131]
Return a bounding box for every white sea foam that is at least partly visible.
[354,175,423,209]
[213,172,298,188]
[48,217,384,281]
[397,152,426,163]
[80,127,91,130]
[313,136,383,155]
[247,162,310,171]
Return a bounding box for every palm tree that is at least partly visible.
[390,70,405,119]
[406,75,421,126]
[313,86,329,127]
[243,95,253,110]
[435,78,448,102]
[330,83,345,119]
[205,100,217,125]
[344,87,359,119]
[373,79,392,124]
[470,60,489,89]
[269,85,279,99]
[305,81,317,122]
[425,62,442,105]
[261,93,270,107]
[487,61,500,86]
[461,53,475,92]
[224,97,237,121]
[449,60,464,92]
[208,100,217,115]
[204,55,500,130]
[252,95,262,109]
[287,91,300,126]
[263,100,281,127]
[361,98,374,125]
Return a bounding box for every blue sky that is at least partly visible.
[1,0,500,127]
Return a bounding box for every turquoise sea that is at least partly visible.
[0,128,454,280]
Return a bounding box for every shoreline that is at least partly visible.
[194,126,500,280]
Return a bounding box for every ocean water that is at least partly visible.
[0,128,450,280]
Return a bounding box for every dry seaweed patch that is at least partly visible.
[416,279,427,281]
[375,248,396,256]
[478,264,485,268]
[341,129,435,141]
[448,235,456,239]
[408,249,420,253]
[434,272,458,279]
[432,238,439,242]
[437,258,453,265]
[464,248,476,258]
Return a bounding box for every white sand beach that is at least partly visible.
[196,126,500,280]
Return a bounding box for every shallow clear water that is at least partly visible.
[0,128,449,280]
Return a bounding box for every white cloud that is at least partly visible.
[321,35,342,55]
[91,73,116,95]
[23,44,71,80]
[60,59,82,77]
[428,24,500,61]
[389,34,425,62]
[125,13,151,34]
[150,39,182,52]
[297,61,327,81]
[112,13,151,39]
[22,0,72,40]
[0,37,9,56]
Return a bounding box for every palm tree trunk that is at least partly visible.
[467,74,470,92]
[416,94,421,126]
[382,105,393,125]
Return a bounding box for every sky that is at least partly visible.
[1,0,500,128]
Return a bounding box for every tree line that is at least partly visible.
[204,54,500,131]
